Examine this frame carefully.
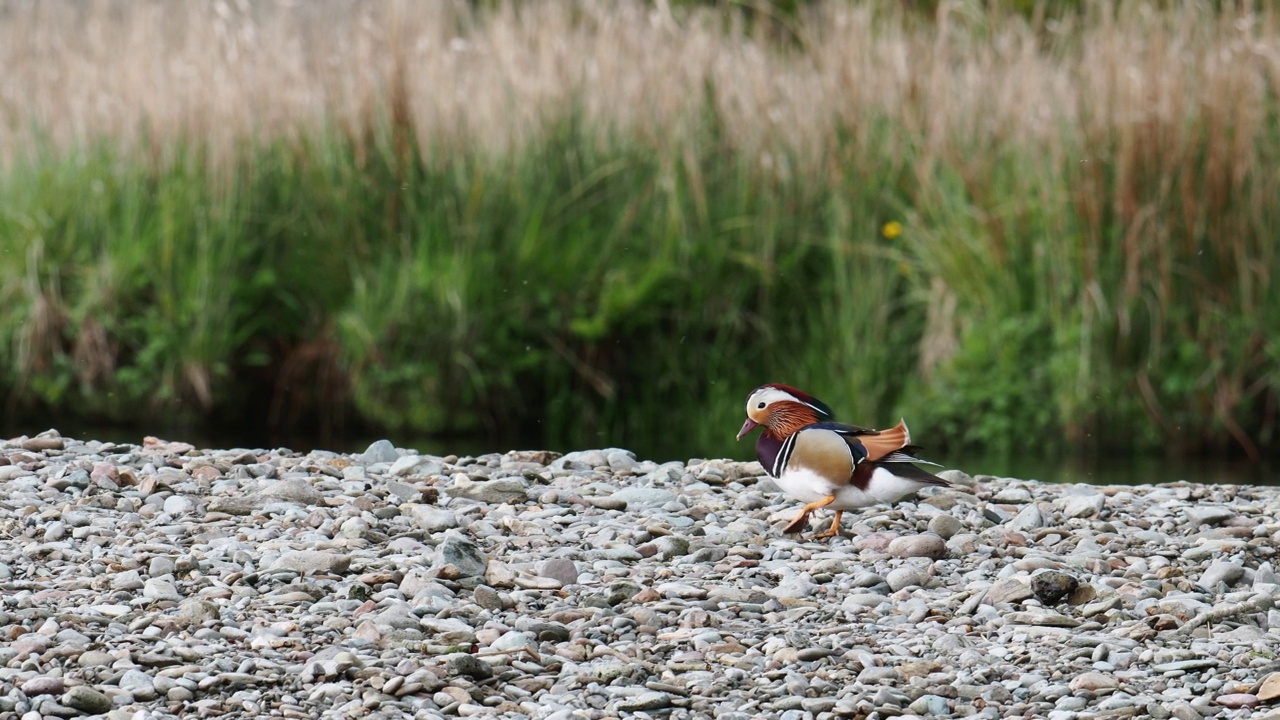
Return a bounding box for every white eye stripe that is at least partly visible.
[798,400,826,415]
[751,388,795,406]
[747,386,819,413]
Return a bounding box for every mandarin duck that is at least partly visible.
[736,383,949,538]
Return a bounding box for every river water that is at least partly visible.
[943,452,1276,487]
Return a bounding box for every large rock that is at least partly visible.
[551,449,610,470]
[118,669,156,700]
[985,578,1033,605]
[389,454,426,476]
[111,569,144,591]
[1006,504,1046,532]
[886,566,929,591]
[262,478,325,506]
[22,433,65,452]
[489,630,536,658]
[20,677,64,696]
[538,558,580,586]
[1005,609,1080,627]
[62,687,112,714]
[359,440,399,465]
[437,533,487,578]
[1186,505,1236,527]
[444,653,493,680]
[1060,492,1105,518]
[162,495,195,515]
[927,514,964,539]
[1069,672,1118,693]
[887,534,947,559]
[208,496,261,515]
[638,535,690,560]
[142,577,182,602]
[768,574,817,601]
[612,487,678,507]
[450,476,528,505]
[178,599,220,624]
[405,505,459,533]
[935,469,975,486]
[1031,570,1079,605]
[1257,672,1280,702]
[271,551,352,575]
[1198,560,1245,591]
[420,618,476,645]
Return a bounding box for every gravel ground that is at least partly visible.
[1,430,1279,720]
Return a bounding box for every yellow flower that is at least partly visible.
[882,221,903,239]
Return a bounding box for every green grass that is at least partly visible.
[0,2,1278,462]
[0,113,923,459]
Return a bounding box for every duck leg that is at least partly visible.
[782,495,836,534]
[813,510,844,539]
[782,508,812,534]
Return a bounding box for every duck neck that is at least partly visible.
[755,432,784,478]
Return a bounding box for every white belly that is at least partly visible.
[773,466,839,504]
[774,466,927,509]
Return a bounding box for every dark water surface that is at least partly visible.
[11,421,1275,487]
[942,453,1277,487]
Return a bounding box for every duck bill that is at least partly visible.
[736,418,759,441]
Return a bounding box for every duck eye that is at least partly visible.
[756,402,766,409]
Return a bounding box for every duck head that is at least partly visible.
[736,383,834,440]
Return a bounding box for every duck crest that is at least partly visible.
[763,400,825,440]
[761,383,834,419]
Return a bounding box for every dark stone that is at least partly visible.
[690,547,728,563]
[797,647,833,661]
[529,622,571,643]
[61,686,112,715]
[473,585,504,611]
[439,534,487,578]
[1031,571,1080,605]
[607,582,642,606]
[444,653,493,680]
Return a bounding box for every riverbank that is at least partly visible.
[1,432,1279,719]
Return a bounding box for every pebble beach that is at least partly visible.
[1,430,1279,720]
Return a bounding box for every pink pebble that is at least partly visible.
[1216,693,1259,709]
[91,461,119,484]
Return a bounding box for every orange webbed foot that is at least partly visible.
[812,510,844,539]
[782,496,837,535]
